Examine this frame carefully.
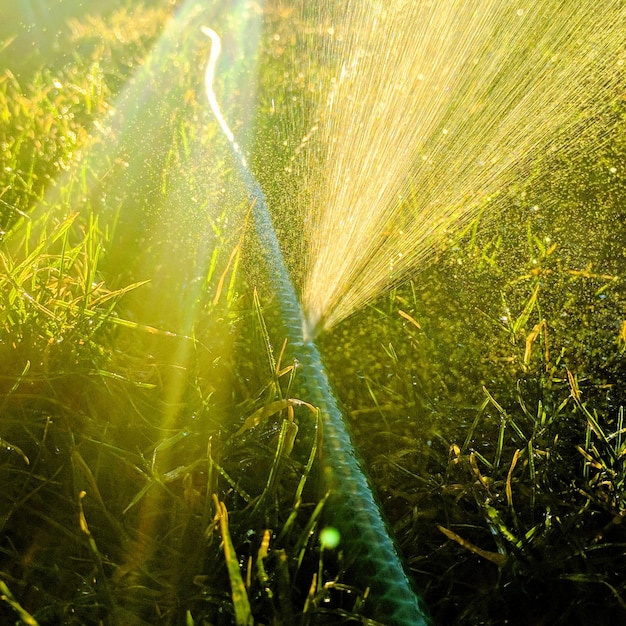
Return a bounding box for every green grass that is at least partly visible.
[0,3,381,624]
[2,2,626,625]
[317,96,626,623]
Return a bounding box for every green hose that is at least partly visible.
[203,27,431,626]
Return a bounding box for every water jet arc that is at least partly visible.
[202,27,430,626]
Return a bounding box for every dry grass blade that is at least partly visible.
[505,448,520,508]
[234,397,316,438]
[438,525,507,568]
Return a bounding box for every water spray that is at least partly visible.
[301,0,626,331]
[202,26,431,626]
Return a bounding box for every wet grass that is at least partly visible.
[318,102,626,623]
[0,4,355,625]
[2,2,626,625]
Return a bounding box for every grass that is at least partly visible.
[0,3,381,624]
[318,96,626,623]
[1,2,626,625]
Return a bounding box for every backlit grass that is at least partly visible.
[1,2,625,625]
[0,3,352,625]
[318,111,626,623]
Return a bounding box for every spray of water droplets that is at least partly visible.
[298,0,625,334]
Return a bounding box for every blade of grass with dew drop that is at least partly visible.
[0,437,29,465]
[212,496,253,626]
[151,428,191,468]
[234,397,317,439]
[122,454,187,516]
[470,449,494,472]
[160,458,207,484]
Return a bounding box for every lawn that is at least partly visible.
[1,1,625,625]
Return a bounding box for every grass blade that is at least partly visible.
[213,496,253,626]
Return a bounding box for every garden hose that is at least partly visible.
[202,27,430,626]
